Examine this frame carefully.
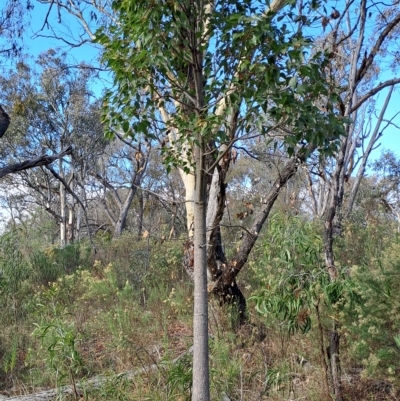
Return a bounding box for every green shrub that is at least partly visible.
[31,306,87,393]
[250,213,325,335]
[30,250,61,286]
[344,242,400,385]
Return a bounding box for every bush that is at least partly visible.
[344,241,400,385]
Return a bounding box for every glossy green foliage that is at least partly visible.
[96,0,346,169]
[250,213,354,335]
[32,306,86,388]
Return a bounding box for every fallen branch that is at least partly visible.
[2,346,193,401]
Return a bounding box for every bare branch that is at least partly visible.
[0,147,72,179]
[351,78,400,112]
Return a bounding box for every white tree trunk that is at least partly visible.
[59,160,66,248]
[179,169,195,235]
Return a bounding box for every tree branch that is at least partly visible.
[0,147,72,179]
[351,78,400,112]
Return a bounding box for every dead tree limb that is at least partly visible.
[0,147,73,179]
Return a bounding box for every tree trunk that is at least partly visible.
[113,145,149,237]
[113,185,138,237]
[322,135,347,400]
[211,154,307,320]
[59,160,67,248]
[137,189,144,240]
[182,152,308,326]
[67,204,74,244]
[328,320,342,401]
[345,86,394,218]
[192,136,210,401]
[76,187,83,242]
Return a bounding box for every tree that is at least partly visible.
[95,1,346,399]
[0,0,33,59]
[302,2,400,398]
[0,51,105,244]
[92,134,151,237]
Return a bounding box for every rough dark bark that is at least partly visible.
[315,300,331,398]
[221,154,306,285]
[186,153,307,325]
[114,184,139,236]
[137,189,144,240]
[328,321,342,401]
[0,147,72,179]
[0,105,10,138]
[209,156,303,324]
[320,6,400,399]
[102,144,149,237]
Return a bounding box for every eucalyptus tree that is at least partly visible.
[310,0,400,281]
[95,1,348,399]
[0,0,33,59]
[0,51,106,244]
[92,134,151,237]
[25,0,346,398]
[300,4,400,398]
[29,0,342,301]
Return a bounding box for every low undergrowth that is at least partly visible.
[0,223,399,400]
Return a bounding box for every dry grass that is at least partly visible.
[0,237,399,400]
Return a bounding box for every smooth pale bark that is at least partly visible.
[66,171,75,243]
[45,165,94,247]
[191,2,209,397]
[59,159,67,248]
[67,204,74,243]
[76,199,82,241]
[345,86,394,218]
[179,170,195,234]
[192,155,209,401]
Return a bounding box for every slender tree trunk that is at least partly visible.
[212,154,307,306]
[315,300,330,398]
[114,185,138,236]
[137,189,144,240]
[59,159,66,248]
[323,137,347,401]
[328,320,342,401]
[192,136,210,401]
[345,86,393,218]
[67,205,74,244]
[76,188,82,242]
[192,5,210,396]
[183,153,308,325]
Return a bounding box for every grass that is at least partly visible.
[0,232,399,400]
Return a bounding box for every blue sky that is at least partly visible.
[7,1,400,163]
